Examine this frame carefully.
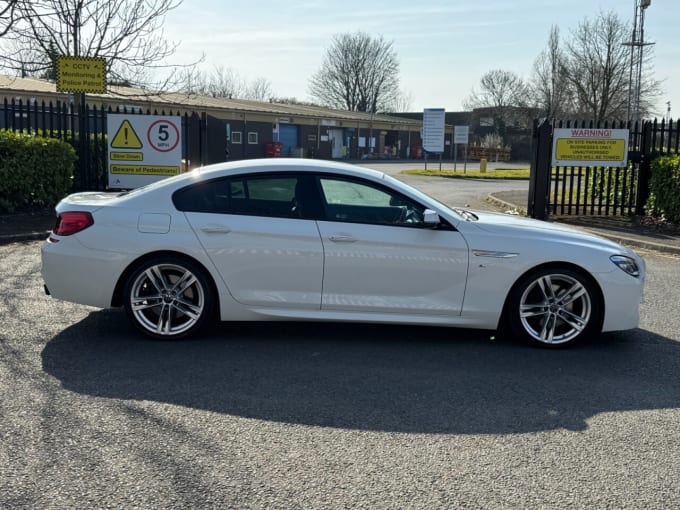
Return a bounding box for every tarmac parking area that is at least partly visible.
[0,240,679,508]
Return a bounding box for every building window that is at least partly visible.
[232,131,242,144]
[248,132,258,144]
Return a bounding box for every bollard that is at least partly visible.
[480,158,487,173]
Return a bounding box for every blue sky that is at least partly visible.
[165,0,679,118]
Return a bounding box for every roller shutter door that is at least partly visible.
[278,124,299,157]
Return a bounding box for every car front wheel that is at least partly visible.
[123,257,213,340]
[505,267,602,347]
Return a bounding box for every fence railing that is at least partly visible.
[1,98,198,191]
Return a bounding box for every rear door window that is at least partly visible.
[174,173,317,219]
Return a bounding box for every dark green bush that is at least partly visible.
[0,130,76,213]
[648,155,680,223]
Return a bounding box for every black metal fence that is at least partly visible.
[1,98,203,192]
[528,118,679,220]
[4,98,679,208]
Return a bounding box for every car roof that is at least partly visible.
[197,158,386,180]
[119,158,399,206]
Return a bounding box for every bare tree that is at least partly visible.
[270,96,321,107]
[465,69,528,142]
[530,26,572,119]
[203,66,244,98]
[562,11,661,122]
[562,12,628,122]
[0,37,47,76]
[244,77,272,102]
[176,66,274,102]
[1,0,194,90]
[176,66,209,96]
[309,32,400,113]
[0,0,19,37]
[382,89,414,113]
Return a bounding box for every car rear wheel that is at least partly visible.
[123,256,213,340]
[505,267,602,348]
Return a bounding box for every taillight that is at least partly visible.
[53,212,94,236]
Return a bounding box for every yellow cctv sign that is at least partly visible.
[552,128,629,167]
[56,56,107,93]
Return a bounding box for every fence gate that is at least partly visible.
[528,118,679,220]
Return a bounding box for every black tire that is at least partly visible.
[504,267,602,348]
[123,256,214,340]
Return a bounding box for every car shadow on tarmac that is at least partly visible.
[42,309,680,435]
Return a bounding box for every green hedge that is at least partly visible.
[648,155,680,223]
[0,130,76,213]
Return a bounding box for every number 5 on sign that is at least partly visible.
[147,119,180,153]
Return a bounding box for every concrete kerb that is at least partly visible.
[486,193,526,215]
[0,230,50,245]
[486,193,680,257]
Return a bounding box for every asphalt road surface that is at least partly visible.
[1,226,679,507]
[360,161,530,212]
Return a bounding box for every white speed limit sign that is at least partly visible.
[107,113,182,189]
[147,119,180,153]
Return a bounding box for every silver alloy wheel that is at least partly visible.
[518,273,592,345]
[129,263,205,337]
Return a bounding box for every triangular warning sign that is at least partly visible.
[110,120,143,149]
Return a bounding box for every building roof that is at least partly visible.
[0,74,421,128]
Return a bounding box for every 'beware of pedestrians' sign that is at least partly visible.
[107,113,182,189]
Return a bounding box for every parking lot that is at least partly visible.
[1,234,679,508]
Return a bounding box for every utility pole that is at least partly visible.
[624,0,655,123]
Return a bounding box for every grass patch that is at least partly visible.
[403,168,530,179]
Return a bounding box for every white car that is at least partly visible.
[41,159,645,347]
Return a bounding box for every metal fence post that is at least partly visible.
[527,119,553,220]
[635,120,653,216]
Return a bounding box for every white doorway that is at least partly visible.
[329,129,344,158]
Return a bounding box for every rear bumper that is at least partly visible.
[41,237,130,309]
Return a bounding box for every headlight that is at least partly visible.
[610,255,640,277]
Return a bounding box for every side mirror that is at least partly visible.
[423,209,440,226]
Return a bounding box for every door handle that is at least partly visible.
[328,235,356,243]
[200,225,231,235]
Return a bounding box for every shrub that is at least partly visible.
[0,130,76,213]
[648,155,680,223]
[585,166,635,207]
